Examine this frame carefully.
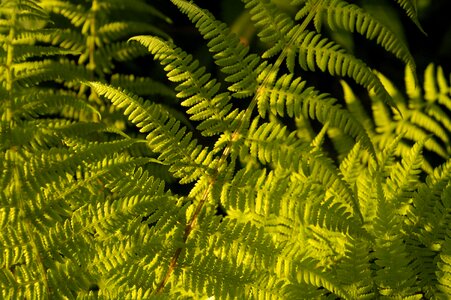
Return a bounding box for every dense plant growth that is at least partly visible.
[1,0,450,299]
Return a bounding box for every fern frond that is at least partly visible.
[1,138,169,298]
[25,139,144,187]
[298,0,415,71]
[13,89,100,120]
[40,0,168,86]
[379,67,450,159]
[309,149,364,225]
[385,140,424,205]
[39,0,87,27]
[424,64,451,111]
[294,256,350,298]
[130,35,234,137]
[219,167,260,215]
[29,120,123,150]
[1,0,48,22]
[98,41,148,63]
[393,0,424,32]
[409,110,449,145]
[336,237,374,299]
[426,105,451,136]
[87,82,215,183]
[297,29,397,109]
[0,119,72,150]
[78,181,173,240]
[341,80,375,135]
[244,0,397,111]
[243,119,363,229]
[223,168,299,231]
[437,229,451,295]
[110,74,176,98]
[341,64,451,170]
[1,0,444,298]
[251,276,297,299]
[356,149,391,231]
[180,246,252,299]
[306,194,361,235]
[180,218,277,298]
[405,162,451,296]
[12,45,79,62]
[339,142,364,186]
[242,0,295,63]
[283,282,327,299]
[256,72,375,155]
[106,167,167,198]
[57,200,184,298]
[44,29,85,52]
[371,172,421,298]
[13,59,88,86]
[171,0,263,99]
[5,152,156,298]
[245,118,309,170]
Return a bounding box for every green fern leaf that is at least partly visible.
[424,64,451,111]
[405,162,451,297]
[437,229,451,295]
[39,1,87,27]
[393,0,425,33]
[244,0,398,112]
[297,0,415,71]
[13,89,100,120]
[110,74,176,98]
[374,68,450,160]
[87,82,216,183]
[371,171,421,298]
[385,140,424,205]
[242,0,295,64]
[171,0,263,99]
[294,256,350,298]
[336,238,374,299]
[12,45,79,62]
[297,29,397,110]
[13,59,88,86]
[129,35,235,137]
[244,118,364,229]
[256,72,375,156]
[339,142,364,186]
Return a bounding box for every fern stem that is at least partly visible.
[155,0,325,294]
[156,179,212,293]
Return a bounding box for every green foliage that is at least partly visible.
[38,0,175,125]
[341,63,451,171]
[1,0,450,299]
